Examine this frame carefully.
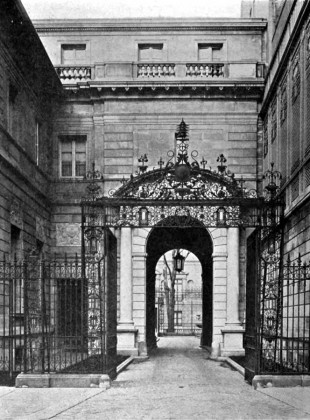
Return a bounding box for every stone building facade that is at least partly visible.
[32,16,266,356]
[1,0,310,374]
[0,0,62,258]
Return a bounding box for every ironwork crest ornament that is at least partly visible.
[110,120,256,203]
[81,120,284,230]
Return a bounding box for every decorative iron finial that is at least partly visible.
[84,162,104,201]
[200,157,207,169]
[85,162,103,181]
[176,119,189,140]
[158,157,165,169]
[138,154,148,174]
[217,154,227,175]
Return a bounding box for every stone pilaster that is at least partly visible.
[117,227,138,355]
[221,228,244,356]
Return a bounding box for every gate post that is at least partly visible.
[117,227,138,355]
[221,227,244,356]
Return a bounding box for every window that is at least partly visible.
[61,44,87,65]
[11,225,21,259]
[36,239,44,258]
[59,135,86,178]
[174,311,182,326]
[138,44,163,61]
[198,43,223,61]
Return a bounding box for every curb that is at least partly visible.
[225,357,245,376]
[116,356,134,374]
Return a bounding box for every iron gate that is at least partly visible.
[245,226,310,383]
[244,229,260,383]
[156,287,202,336]
[0,244,117,384]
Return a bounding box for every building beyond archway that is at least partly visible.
[146,220,213,351]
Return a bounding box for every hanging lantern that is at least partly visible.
[85,226,103,255]
[173,251,185,273]
[139,207,149,226]
[267,314,274,330]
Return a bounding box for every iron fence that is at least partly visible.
[0,254,115,384]
[260,254,310,374]
[156,288,202,336]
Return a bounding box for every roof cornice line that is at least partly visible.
[35,24,267,33]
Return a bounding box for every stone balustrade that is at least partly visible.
[137,63,175,78]
[186,63,224,77]
[55,62,264,83]
[56,66,92,81]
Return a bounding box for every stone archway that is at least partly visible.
[145,219,213,352]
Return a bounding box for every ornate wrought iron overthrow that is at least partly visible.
[82,120,281,230]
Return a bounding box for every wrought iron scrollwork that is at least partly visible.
[81,120,283,230]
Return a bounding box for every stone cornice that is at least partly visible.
[60,80,265,101]
[33,18,267,33]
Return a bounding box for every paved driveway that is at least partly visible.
[1,336,310,419]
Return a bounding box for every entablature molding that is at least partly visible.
[61,82,264,101]
[34,19,267,34]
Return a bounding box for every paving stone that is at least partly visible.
[0,337,310,419]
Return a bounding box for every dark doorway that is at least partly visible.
[146,219,213,352]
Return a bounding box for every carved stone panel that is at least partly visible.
[56,223,81,246]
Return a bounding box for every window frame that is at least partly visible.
[59,135,87,179]
[174,310,182,327]
[60,43,88,65]
[137,42,166,62]
[197,42,224,62]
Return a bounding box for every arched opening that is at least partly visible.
[146,218,213,352]
[155,250,202,337]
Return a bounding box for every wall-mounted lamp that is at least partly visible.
[139,207,149,226]
[216,207,226,225]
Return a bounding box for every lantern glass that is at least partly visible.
[139,207,148,225]
[217,207,226,224]
[173,251,185,273]
[89,233,97,254]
